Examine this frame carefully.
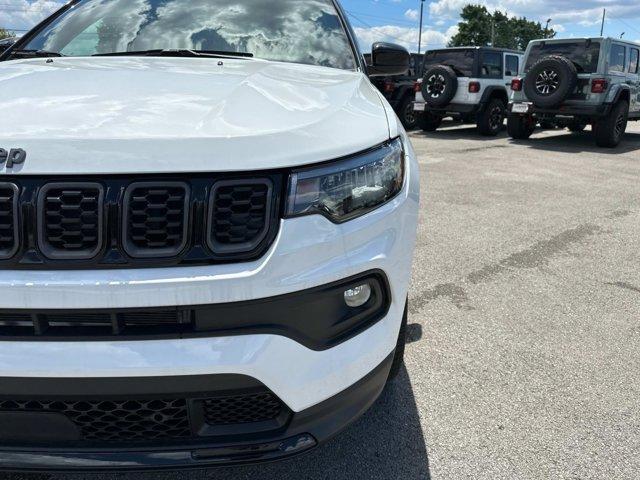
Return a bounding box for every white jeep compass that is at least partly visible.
[0,0,419,471]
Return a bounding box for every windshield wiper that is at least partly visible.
[11,49,64,58]
[93,49,253,59]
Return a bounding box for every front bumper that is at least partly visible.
[0,353,394,472]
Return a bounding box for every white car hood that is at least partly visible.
[0,57,390,174]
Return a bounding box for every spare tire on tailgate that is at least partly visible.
[524,55,577,108]
[421,65,458,107]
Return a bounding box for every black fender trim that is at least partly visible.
[610,84,632,105]
[479,86,509,106]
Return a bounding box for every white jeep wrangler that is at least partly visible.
[0,0,419,471]
[508,37,640,148]
[414,47,523,136]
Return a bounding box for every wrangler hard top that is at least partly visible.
[414,46,523,136]
[508,37,640,147]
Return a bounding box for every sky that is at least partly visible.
[1,0,639,51]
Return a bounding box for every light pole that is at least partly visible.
[418,0,425,54]
[545,18,552,37]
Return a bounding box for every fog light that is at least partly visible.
[344,284,372,308]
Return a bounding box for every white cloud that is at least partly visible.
[0,0,61,34]
[404,9,419,21]
[427,0,640,31]
[355,24,458,52]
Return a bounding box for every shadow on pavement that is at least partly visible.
[510,130,640,155]
[411,123,508,142]
[19,367,430,480]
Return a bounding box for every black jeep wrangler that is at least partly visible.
[367,52,423,130]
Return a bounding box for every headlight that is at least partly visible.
[285,138,405,223]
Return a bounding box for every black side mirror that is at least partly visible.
[368,42,410,77]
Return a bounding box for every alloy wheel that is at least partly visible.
[535,69,560,95]
[403,102,416,127]
[426,74,446,98]
[614,114,626,138]
[489,105,504,131]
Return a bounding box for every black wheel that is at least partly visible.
[418,112,442,132]
[524,55,578,108]
[594,101,629,148]
[507,113,536,139]
[567,120,587,132]
[477,98,506,136]
[421,65,458,107]
[387,301,408,382]
[399,95,418,130]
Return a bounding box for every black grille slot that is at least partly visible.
[0,183,18,259]
[37,183,103,260]
[0,309,189,338]
[124,182,189,258]
[209,180,272,254]
[203,392,284,426]
[0,398,191,443]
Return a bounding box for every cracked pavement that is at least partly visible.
[10,122,640,480]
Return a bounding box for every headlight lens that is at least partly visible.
[285,138,405,222]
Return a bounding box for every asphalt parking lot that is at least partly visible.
[9,122,640,480]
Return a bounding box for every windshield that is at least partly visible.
[18,0,356,70]
[525,41,601,73]
[423,50,475,77]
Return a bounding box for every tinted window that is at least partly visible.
[525,41,601,73]
[629,48,639,74]
[505,55,519,76]
[410,54,423,76]
[423,50,475,77]
[609,44,626,73]
[20,0,356,70]
[481,52,502,77]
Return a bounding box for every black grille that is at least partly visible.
[0,175,281,269]
[38,183,104,259]
[203,392,284,426]
[0,183,18,259]
[0,389,289,445]
[0,309,191,338]
[124,182,189,258]
[209,180,272,254]
[0,398,191,442]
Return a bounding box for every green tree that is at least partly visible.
[0,28,13,41]
[449,5,555,51]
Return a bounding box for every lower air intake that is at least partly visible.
[203,391,285,426]
[0,398,191,442]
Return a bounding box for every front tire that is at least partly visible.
[399,95,418,130]
[507,113,535,139]
[418,112,442,132]
[594,101,628,148]
[387,301,408,381]
[477,98,506,136]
